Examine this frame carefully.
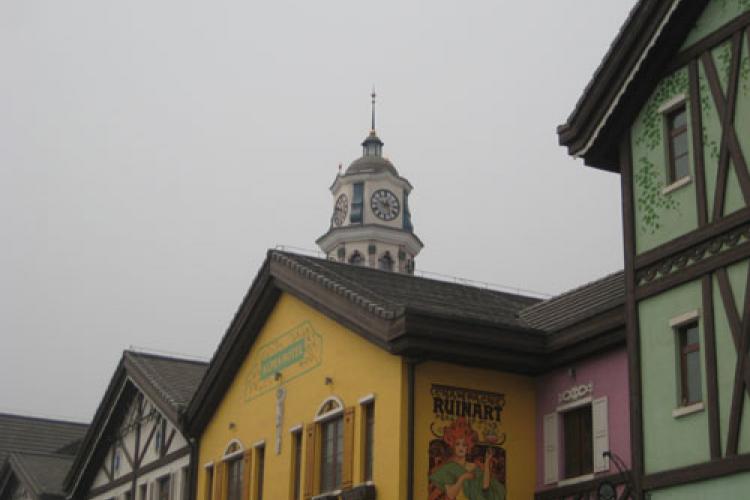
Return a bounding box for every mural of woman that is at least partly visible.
[428,418,506,500]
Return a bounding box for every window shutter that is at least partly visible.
[592,397,610,472]
[214,462,225,500]
[303,423,316,500]
[342,407,356,490]
[204,468,213,500]
[543,412,558,484]
[241,450,253,500]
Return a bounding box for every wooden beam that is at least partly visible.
[643,453,750,490]
[701,274,721,459]
[621,132,643,497]
[689,59,708,227]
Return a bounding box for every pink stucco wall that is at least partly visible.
[535,346,630,490]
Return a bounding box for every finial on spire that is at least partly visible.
[371,87,376,131]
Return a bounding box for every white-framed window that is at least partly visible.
[543,396,609,485]
[314,396,345,494]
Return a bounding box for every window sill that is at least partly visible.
[672,401,704,418]
[312,490,341,500]
[661,176,692,195]
[557,473,595,487]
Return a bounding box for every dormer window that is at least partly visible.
[665,104,689,183]
[351,183,364,223]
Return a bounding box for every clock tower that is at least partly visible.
[316,92,423,273]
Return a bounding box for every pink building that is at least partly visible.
[520,271,631,500]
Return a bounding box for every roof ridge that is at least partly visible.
[124,352,180,410]
[124,349,209,366]
[271,251,404,320]
[0,412,88,427]
[9,450,76,459]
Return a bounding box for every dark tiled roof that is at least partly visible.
[272,251,540,328]
[519,271,624,332]
[345,155,400,177]
[124,351,208,412]
[0,414,87,466]
[7,452,75,498]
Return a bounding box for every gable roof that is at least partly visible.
[519,271,624,332]
[186,250,626,434]
[64,351,207,497]
[0,414,87,467]
[558,0,711,170]
[1,452,75,500]
[272,251,540,328]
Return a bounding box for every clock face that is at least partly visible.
[370,189,400,221]
[332,194,348,226]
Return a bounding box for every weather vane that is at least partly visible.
[371,87,376,131]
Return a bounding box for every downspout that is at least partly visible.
[188,437,199,500]
[406,359,416,500]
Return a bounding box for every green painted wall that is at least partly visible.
[682,0,750,49]
[638,280,710,474]
[712,258,750,456]
[630,68,697,254]
[631,16,750,254]
[649,471,750,499]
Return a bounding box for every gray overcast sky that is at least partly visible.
[1,1,635,422]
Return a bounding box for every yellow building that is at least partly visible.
[184,250,554,500]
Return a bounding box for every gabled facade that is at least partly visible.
[65,351,207,500]
[1,452,77,500]
[560,1,750,497]
[185,250,630,500]
[0,414,88,500]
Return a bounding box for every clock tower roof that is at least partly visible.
[344,154,400,177]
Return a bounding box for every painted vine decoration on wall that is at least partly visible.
[701,74,721,162]
[635,157,679,233]
[634,70,687,233]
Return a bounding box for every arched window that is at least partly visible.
[223,440,244,500]
[314,396,345,493]
[378,252,394,272]
[349,251,364,266]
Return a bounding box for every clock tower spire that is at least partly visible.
[316,93,423,273]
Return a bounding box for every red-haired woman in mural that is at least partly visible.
[428,417,505,500]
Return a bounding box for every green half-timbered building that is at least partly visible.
[560,0,750,498]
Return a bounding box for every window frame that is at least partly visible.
[318,414,344,494]
[544,395,609,486]
[290,427,303,500]
[677,321,702,407]
[662,99,690,186]
[361,399,375,483]
[254,443,266,500]
[561,404,593,480]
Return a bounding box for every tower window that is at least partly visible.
[348,251,364,266]
[378,252,394,272]
[351,183,364,223]
[666,105,689,183]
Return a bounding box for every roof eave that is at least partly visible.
[559,0,710,171]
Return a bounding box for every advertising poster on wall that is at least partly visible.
[428,384,507,500]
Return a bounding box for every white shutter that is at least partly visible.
[592,396,610,472]
[543,412,559,484]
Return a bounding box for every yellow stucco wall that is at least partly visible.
[196,292,406,500]
[414,361,536,500]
